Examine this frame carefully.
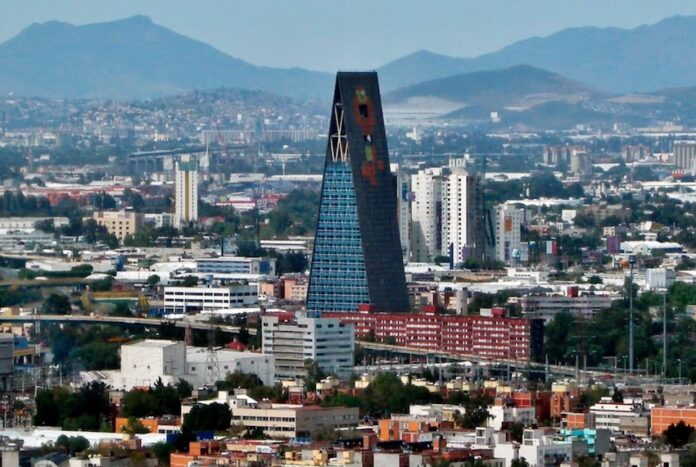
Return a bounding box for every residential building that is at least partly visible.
[651,407,696,436]
[589,398,648,433]
[410,168,443,262]
[0,216,69,231]
[0,333,13,392]
[673,140,696,171]
[306,72,409,314]
[392,163,412,262]
[282,275,309,302]
[520,294,613,321]
[163,284,258,313]
[262,314,354,380]
[174,154,198,228]
[324,307,543,361]
[442,168,484,265]
[195,256,276,276]
[92,210,143,241]
[494,205,524,265]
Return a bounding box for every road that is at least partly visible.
[0,314,256,335]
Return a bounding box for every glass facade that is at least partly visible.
[306,163,369,312]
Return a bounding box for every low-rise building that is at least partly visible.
[163,284,258,313]
[92,210,143,241]
[81,339,275,389]
[231,401,359,439]
[195,256,276,277]
[520,294,612,321]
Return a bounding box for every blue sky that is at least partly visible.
[2,0,696,71]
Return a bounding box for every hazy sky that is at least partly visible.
[2,0,696,71]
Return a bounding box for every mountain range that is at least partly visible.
[0,15,331,99]
[2,14,696,103]
[378,15,696,94]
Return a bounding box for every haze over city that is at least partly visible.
[2,2,696,467]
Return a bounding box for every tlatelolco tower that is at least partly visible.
[306,72,409,314]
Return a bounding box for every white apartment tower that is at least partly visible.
[494,204,524,265]
[391,164,412,263]
[262,314,354,381]
[410,168,443,262]
[174,155,199,228]
[442,168,483,265]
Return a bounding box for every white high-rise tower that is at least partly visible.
[174,155,198,228]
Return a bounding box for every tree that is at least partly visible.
[452,393,493,429]
[183,403,231,432]
[147,275,160,288]
[122,417,150,436]
[42,293,71,315]
[303,359,326,392]
[511,458,530,467]
[152,442,172,466]
[664,421,695,448]
[611,387,624,403]
[55,435,90,455]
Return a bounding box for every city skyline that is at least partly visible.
[1,0,696,71]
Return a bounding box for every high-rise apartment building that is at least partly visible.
[410,168,443,262]
[392,163,412,263]
[442,168,484,265]
[306,72,409,313]
[673,141,696,171]
[174,155,198,228]
[494,204,524,265]
[262,314,355,379]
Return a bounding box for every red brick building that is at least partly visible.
[324,307,544,361]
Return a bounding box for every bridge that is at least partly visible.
[357,341,659,382]
[0,314,256,335]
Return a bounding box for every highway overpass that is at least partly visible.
[0,314,256,335]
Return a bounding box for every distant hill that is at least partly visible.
[0,15,332,99]
[385,65,599,112]
[378,15,696,93]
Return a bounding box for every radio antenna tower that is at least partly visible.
[204,326,220,385]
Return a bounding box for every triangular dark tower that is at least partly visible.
[306,72,410,314]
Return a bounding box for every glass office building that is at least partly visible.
[306,72,409,314]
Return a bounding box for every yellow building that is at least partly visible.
[92,210,143,242]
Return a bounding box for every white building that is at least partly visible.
[410,168,443,262]
[488,405,536,430]
[174,155,198,228]
[195,256,277,277]
[262,314,354,381]
[646,268,676,290]
[494,205,524,265]
[392,164,412,263]
[83,339,275,389]
[475,427,572,467]
[163,285,258,313]
[442,168,483,264]
[589,398,647,433]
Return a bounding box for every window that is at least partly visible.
[363,134,373,143]
[359,104,369,119]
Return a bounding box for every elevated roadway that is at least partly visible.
[0,314,256,335]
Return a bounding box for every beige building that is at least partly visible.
[231,402,359,439]
[92,210,143,241]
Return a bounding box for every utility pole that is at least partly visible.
[628,255,636,374]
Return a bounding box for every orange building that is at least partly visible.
[551,391,582,419]
[378,418,438,442]
[651,407,696,435]
[563,412,593,429]
[513,391,552,422]
[114,416,181,435]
